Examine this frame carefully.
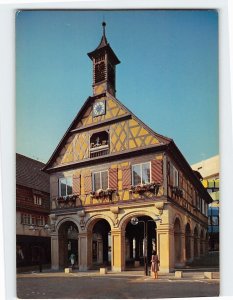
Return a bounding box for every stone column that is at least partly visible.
[111,229,125,272]
[78,231,92,271]
[156,224,174,273]
[51,233,59,270]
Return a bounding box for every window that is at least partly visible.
[59,177,73,196]
[173,166,179,187]
[31,215,36,225]
[22,214,31,225]
[212,216,219,226]
[132,162,151,186]
[93,171,108,191]
[33,195,42,205]
[37,216,45,226]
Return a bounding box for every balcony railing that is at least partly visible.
[90,144,109,158]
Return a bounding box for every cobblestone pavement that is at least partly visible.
[17,270,220,299]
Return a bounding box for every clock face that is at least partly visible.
[93,101,106,117]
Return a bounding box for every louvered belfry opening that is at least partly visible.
[94,53,106,84]
[87,22,120,97]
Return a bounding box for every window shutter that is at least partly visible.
[109,168,118,190]
[84,173,92,194]
[177,173,182,190]
[73,173,81,195]
[151,159,163,184]
[122,166,131,189]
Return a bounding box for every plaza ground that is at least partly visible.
[17,268,219,299]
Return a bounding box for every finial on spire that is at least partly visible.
[102,21,106,36]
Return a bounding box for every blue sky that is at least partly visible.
[16,10,218,165]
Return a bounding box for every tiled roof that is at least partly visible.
[16,153,50,193]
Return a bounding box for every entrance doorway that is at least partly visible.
[58,221,79,269]
[185,223,191,262]
[174,218,182,265]
[92,219,111,267]
[125,216,157,270]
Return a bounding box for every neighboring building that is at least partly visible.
[16,153,51,269]
[43,23,212,273]
[192,155,219,251]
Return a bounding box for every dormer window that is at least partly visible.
[90,131,109,158]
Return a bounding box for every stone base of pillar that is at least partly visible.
[79,266,88,271]
[112,266,123,272]
[51,265,59,271]
[174,262,185,268]
[159,267,174,273]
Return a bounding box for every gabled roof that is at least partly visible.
[42,92,172,172]
[16,153,50,193]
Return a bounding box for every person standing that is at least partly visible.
[151,250,160,279]
[69,253,76,269]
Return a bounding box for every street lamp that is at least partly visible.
[131,216,162,276]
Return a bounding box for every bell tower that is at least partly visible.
[88,22,120,97]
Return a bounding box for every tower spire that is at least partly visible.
[87,22,120,97]
[102,21,106,37]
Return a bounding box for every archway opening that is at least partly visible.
[92,219,111,267]
[58,221,79,269]
[174,218,182,264]
[200,229,204,255]
[194,227,199,258]
[185,223,191,261]
[125,216,157,269]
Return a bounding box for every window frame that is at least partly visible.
[59,177,73,197]
[172,165,179,187]
[37,216,45,227]
[132,162,151,186]
[92,170,109,191]
[33,195,42,205]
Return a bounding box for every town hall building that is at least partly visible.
[43,23,212,273]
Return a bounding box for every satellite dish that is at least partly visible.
[131,217,139,225]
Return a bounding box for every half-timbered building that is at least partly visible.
[16,153,51,270]
[43,23,212,273]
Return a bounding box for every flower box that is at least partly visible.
[57,195,78,203]
[90,188,116,199]
[172,187,183,198]
[129,183,160,194]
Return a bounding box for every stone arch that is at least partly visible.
[119,210,160,232]
[85,214,114,232]
[172,214,183,229]
[56,216,81,233]
[174,217,182,265]
[185,222,192,262]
